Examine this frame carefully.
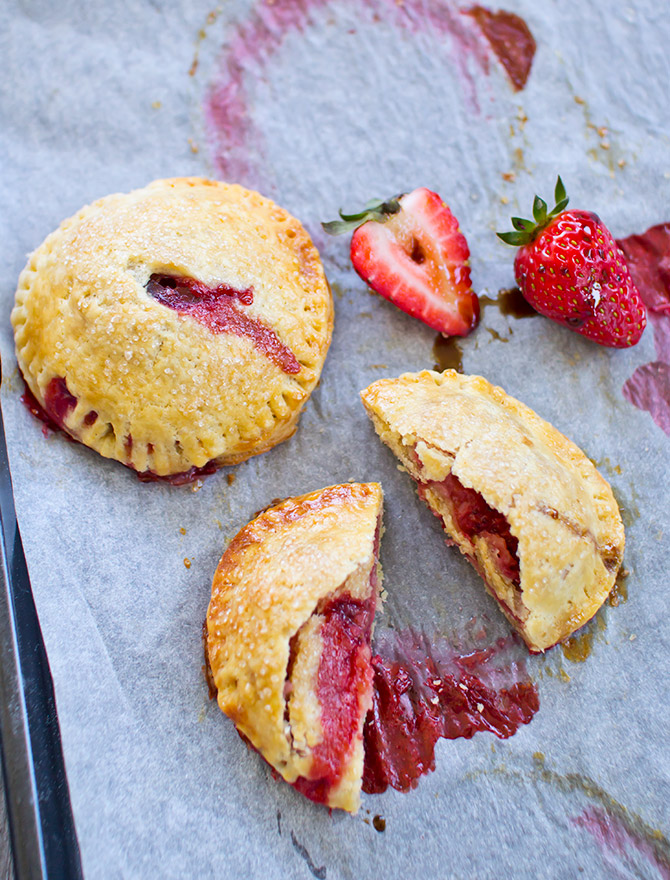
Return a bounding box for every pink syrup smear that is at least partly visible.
[147,273,300,374]
[617,225,670,437]
[573,806,670,880]
[362,628,539,794]
[204,0,534,185]
[21,378,221,486]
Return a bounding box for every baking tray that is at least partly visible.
[0,363,82,879]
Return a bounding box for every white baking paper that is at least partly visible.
[0,0,668,877]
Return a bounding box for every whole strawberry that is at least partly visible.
[323,188,479,337]
[498,177,646,347]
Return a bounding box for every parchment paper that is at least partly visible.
[0,1,668,877]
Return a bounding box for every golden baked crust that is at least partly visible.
[206,483,383,812]
[12,177,333,476]
[360,370,624,653]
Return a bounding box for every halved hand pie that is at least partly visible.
[12,177,332,479]
[206,483,383,812]
[360,370,624,653]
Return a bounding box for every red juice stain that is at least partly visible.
[362,629,539,794]
[147,274,300,374]
[292,593,376,803]
[572,807,670,879]
[617,225,670,437]
[467,6,536,91]
[136,461,220,486]
[204,1,532,186]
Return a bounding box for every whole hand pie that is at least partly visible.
[206,483,383,812]
[12,178,332,480]
[360,370,624,653]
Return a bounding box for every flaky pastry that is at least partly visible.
[206,483,383,812]
[12,178,332,479]
[360,370,624,653]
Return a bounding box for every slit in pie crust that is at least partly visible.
[206,483,383,813]
[360,370,625,653]
[12,177,333,478]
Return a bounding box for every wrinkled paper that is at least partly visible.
[0,0,668,877]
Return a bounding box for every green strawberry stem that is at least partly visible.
[322,195,402,235]
[497,176,569,246]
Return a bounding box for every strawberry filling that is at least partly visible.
[423,473,520,585]
[362,631,539,794]
[292,591,376,805]
[43,377,77,428]
[21,377,96,439]
[147,273,300,373]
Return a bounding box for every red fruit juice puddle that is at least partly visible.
[572,806,670,880]
[362,627,539,794]
[203,0,535,187]
[617,225,670,437]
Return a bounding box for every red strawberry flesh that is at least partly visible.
[350,188,479,337]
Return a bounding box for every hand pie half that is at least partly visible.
[206,483,383,812]
[360,371,624,653]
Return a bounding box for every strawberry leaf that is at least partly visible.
[321,218,360,235]
[322,196,402,236]
[497,230,531,246]
[532,195,548,226]
[554,175,567,205]
[498,176,570,248]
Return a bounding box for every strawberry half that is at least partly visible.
[323,188,479,337]
[497,177,647,347]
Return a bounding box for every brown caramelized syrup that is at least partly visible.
[561,631,594,663]
[608,572,629,607]
[480,288,538,320]
[372,815,386,833]
[433,335,464,372]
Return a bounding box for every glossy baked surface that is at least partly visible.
[12,177,333,476]
[206,482,383,812]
